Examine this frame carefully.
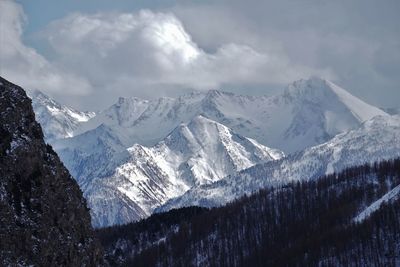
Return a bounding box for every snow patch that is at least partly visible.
[354,184,400,223]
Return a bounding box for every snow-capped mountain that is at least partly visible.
[77,116,284,227]
[37,77,391,227]
[159,114,400,212]
[30,90,95,141]
[72,77,386,154]
[277,77,387,152]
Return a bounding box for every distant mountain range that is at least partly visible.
[31,77,397,227]
[47,77,386,154]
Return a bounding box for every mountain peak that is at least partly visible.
[29,89,95,141]
[284,77,334,98]
[29,89,60,107]
[283,77,387,122]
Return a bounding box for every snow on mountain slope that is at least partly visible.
[354,184,400,223]
[71,77,387,154]
[53,124,131,192]
[277,77,387,152]
[79,116,284,227]
[159,115,400,212]
[149,115,284,185]
[75,96,149,136]
[30,90,95,141]
[46,77,389,226]
[285,78,385,123]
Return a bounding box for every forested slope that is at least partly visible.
[98,158,400,266]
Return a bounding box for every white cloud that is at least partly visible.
[170,0,400,108]
[0,0,91,96]
[0,1,336,109]
[42,9,333,94]
[2,0,398,109]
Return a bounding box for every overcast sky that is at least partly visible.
[0,0,399,110]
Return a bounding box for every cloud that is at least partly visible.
[41,10,333,98]
[0,0,91,95]
[7,0,399,109]
[170,0,400,107]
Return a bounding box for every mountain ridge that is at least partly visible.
[30,90,95,142]
[31,77,392,227]
[35,77,388,154]
[159,114,400,212]
[83,115,284,227]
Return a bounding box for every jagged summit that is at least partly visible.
[30,89,95,122]
[83,115,284,227]
[29,89,95,141]
[163,115,284,170]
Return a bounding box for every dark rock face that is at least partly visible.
[0,77,103,266]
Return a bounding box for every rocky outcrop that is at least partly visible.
[0,77,103,266]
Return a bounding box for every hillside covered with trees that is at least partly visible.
[97,158,400,266]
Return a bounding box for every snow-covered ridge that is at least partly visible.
[84,115,284,227]
[74,96,149,136]
[32,77,392,227]
[158,115,400,212]
[67,77,388,154]
[30,90,95,141]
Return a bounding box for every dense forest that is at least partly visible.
[97,158,400,266]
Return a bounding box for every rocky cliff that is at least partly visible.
[0,76,103,266]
